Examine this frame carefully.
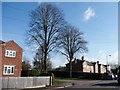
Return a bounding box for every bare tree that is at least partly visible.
[58,24,88,78]
[26,3,65,73]
[33,47,52,72]
[33,47,44,71]
[22,56,31,71]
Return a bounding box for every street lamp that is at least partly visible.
[106,55,111,65]
[106,54,111,73]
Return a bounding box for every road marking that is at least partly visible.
[25,85,46,89]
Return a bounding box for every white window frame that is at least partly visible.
[3,65,15,75]
[5,50,16,57]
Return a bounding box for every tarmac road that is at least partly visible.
[57,80,120,90]
[20,80,120,90]
[3,80,120,90]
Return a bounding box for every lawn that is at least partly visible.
[54,79,68,85]
[54,77,82,85]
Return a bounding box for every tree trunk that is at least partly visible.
[44,24,47,73]
[44,52,47,73]
[69,60,72,78]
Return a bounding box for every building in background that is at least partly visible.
[66,56,111,74]
[0,40,22,77]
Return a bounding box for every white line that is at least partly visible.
[25,85,46,89]
[64,85,72,87]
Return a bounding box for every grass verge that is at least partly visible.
[54,79,68,85]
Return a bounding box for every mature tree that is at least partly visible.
[26,3,65,73]
[58,24,88,78]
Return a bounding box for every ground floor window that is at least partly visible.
[3,65,15,75]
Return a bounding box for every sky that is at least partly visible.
[1,2,118,68]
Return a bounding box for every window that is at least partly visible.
[3,65,15,75]
[5,50,16,57]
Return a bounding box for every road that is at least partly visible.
[57,80,120,90]
[3,80,118,90]
[67,80,119,88]
[20,80,120,90]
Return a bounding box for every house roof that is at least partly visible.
[66,57,108,67]
[0,40,5,45]
[66,59,93,66]
[85,61,93,66]
[0,40,22,49]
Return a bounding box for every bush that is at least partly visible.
[21,69,41,77]
[30,69,41,76]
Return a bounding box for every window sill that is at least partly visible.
[3,74,14,75]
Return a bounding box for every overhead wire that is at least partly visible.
[2,4,31,22]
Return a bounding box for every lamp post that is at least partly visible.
[106,55,111,65]
[106,54,111,73]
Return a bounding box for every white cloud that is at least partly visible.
[99,50,104,54]
[83,7,95,21]
[37,1,41,5]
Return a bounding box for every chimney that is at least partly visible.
[74,58,77,63]
[97,61,99,64]
[81,56,84,60]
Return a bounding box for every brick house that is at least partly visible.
[66,56,111,74]
[66,57,94,73]
[0,40,22,77]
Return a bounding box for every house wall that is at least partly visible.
[107,66,111,72]
[73,61,83,71]
[100,65,106,73]
[66,61,83,72]
[95,63,98,73]
[83,62,94,73]
[2,41,22,77]
[0,46,2,77]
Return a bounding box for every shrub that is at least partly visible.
[31,69,41,76]
[21,69,41,77]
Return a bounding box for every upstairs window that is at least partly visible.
[3,65,15,75]
[5,50,16,57]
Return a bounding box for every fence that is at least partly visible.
[0,78,2,90]
[1,76,52,89]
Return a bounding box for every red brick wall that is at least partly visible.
[72,61,83,71]
[0,46,2,77]
[1,41,22,77]
[66,61,83,72]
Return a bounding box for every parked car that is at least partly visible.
[106,74,115,80]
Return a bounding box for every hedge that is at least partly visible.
[48,71,108,80]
